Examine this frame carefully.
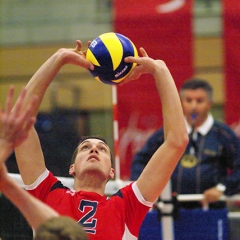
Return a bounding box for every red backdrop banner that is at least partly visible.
[113,0,194,179]
[223,0,240,129]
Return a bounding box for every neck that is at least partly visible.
[73,173,107,195]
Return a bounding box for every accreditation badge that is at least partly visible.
[180,154,198,168]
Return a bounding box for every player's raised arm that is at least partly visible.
[0,87,57,231]
[15,41,94,185]
[124,48,189,203]
[0,87,60,230]
[0,86,89,233]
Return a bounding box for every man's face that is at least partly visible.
[69,138,114,181]
[181,88,212,127]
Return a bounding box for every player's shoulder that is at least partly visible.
[110,182,134,199]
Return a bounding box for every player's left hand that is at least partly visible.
[121,48,166,84]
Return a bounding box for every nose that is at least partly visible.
[191,100,197,107]
[90,145,98,154]
[189,100,198,111]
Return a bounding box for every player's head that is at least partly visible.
[179,78,213,127]
[69,136,114,181]
[71,136,113,166]
[34,216,89,240]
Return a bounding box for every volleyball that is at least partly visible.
[86,32,138,85]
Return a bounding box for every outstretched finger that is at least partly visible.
[16,96,37,125]
[124,56,139,64]
[139,47,148,57]
[5,86,15,114]
[12,88,27,118]
[75,40,83,51]
[87,41,92,48]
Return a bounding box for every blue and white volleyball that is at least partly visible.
[86,32,138,85]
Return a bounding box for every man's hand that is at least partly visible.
[59,40,94,70]
[0,86,37,161]
[201,186,223,208]
[121,47,165,84]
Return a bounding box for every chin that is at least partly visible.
[83,168,107,179]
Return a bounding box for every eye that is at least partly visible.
[81,145,89,151]
[197,99,204,104]
[99,146,107,152]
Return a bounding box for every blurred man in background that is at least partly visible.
[131,78,240,209]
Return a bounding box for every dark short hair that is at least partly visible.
[71,136,114,167]
[180,78,213,100]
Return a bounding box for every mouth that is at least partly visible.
[191,113,197,120]
[87,155,100,161]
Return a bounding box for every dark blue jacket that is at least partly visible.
[130,120,240,196]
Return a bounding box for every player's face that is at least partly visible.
[70,139,114,181]
[181,88,212,127]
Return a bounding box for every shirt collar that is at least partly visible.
[185,113,214,136]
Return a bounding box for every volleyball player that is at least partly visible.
[14,41,188,239]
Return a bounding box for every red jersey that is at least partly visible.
[26,170,152,240]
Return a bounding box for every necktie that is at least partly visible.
[189,113,198,154]
[189,129,198,154]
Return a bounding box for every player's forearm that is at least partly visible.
[1,176,59,230]
[15,127,46,185]
[23,50,66,117]
[136,62,188,202]
[153,63,188,148]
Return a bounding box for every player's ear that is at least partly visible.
[69,164,75,176]
[109,168,115,179]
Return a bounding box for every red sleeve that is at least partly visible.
[27,171,59,202]
[121,182,153,237]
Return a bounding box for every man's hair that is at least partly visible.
[71,136,114,167]
[35,216,88,240]
[180,78,213,100]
